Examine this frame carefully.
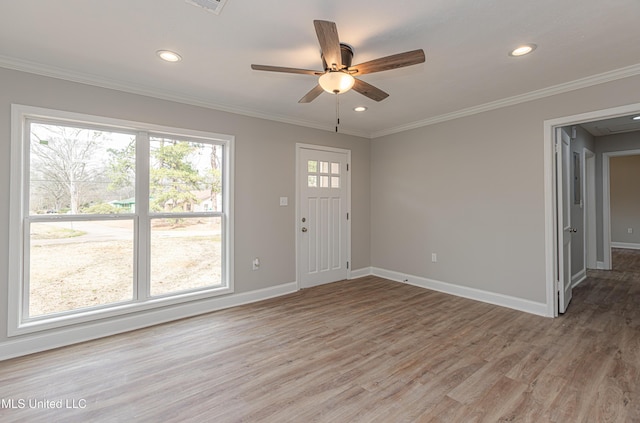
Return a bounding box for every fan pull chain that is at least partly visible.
[335,92,340,133]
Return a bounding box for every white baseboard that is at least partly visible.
[596,261,606,270]
[1,267,555,360]
[0,281,298,361]
[349,267,372,279]
[611,242,640,250]
[571,269,587,288]
[370,267,549,317]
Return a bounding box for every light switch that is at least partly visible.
[279,197,288,206]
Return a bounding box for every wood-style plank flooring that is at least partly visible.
[1,249,640,422]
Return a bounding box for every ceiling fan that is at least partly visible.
[251,20,426,104]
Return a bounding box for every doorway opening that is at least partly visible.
[603,150,640,269]
[544,102,640,317]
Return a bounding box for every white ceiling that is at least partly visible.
[580,115,640,137]
[1,0,640,138]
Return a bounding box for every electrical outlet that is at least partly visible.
[279,197,288,206]
[431,253,437,263]
[629,228,633,234]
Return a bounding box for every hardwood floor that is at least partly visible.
[1,249,640,422]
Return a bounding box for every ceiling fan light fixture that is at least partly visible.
[319,71,355,94]
[354,106,367,112]
[632,115,640,121]
[509,44,537,57]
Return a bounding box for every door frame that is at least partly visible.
[544,102,640,317]
[583,148,596,271]
[295,143,351,289]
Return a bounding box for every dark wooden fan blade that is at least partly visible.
[352,78,389,102]
[299,84,325,103]
[349,49,425,75]
[251,64,322,75]
[314,20,342,70]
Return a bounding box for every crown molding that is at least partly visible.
[370,63,640,139]
[2,54,639,140]
[0,55,369,139]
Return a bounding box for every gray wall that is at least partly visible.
[371,74,640,303]
[0,67,371,345]
[2,65,640,351]
[610,154,640,246]
[595,131,640,260]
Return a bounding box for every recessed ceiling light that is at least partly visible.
[633,115,640,121]
[354,106,368,112]
[509,44,537,57]
[156,50,182,62]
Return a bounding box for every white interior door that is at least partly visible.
[297,146,349,288]
[557,128,573,313]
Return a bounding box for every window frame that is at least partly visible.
[8,104,234,336]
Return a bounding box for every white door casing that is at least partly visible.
[557,128,573,313]
[296,145,350,288]
[584,149,596,270]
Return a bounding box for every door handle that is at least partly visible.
[301,227,308,232]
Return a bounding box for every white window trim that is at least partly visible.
[8,104,234,336]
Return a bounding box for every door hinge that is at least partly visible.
[347,261,349,269]
[346,163,349,171]
[347,212,349,220]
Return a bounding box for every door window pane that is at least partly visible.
[29,220,134,317]
[331,162,340,174]
[331,176,340,188]
[308,175,317,187]
[319,161,329,174]
[150,216,222,296]
[320,175,329,188]
[307,160,318,173]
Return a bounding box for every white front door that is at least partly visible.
[557,128,573,313]
[297,145,349,288]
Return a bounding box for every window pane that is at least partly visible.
[331,162,340,174]
[331,176,340,188]
[319,161,329,174]
[29,123,136,215]
[149,137,222,213]
[308,175,317,187]
[320,175,329,188]
[29,220,134,317]
[307,160,318,173]
[150,216,222,296]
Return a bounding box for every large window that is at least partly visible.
[9,105,233,335]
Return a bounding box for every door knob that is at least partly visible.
[301,227,308,232]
